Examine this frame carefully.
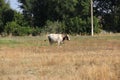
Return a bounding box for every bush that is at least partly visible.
[4,21,20,36]
[65,17,89,34]
[32,27,41,36]
[14,26,33,36]
[65,16,101,35]
[5,21,33,36]
[93,16,101,33]
[44,20,66,33]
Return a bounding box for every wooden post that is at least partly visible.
[91,0,94,36]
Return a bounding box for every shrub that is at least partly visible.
[5,21,33,36]
[4,21,20,36]
[14,26,33,36]
[65,17,89,34]
[93,16,101,33]
[44,20,66,33]
[32,27,41,36]
[65,16,101,35]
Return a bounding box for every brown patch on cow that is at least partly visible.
[62,34,70,41]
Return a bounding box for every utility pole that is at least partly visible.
[91,0,94,36]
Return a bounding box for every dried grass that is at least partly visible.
[0,35,120,80]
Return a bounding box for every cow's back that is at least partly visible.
[48,34,62,42]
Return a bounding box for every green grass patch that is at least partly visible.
[0,34,119,48]
[0,38,21,47]
[0,39,19,45]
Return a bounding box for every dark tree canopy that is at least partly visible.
[0,0,14,33]
[94,0,120,32]
[0,0,120,36]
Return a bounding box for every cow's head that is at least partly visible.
[63,34,70,41]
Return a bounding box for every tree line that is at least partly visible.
[0,0,120,36]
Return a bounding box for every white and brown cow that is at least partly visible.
[48,33,70,46]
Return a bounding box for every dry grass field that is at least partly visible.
[0,34,120,80]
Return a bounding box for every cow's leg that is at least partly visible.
[48,37,53,45]
[57,41,61,46]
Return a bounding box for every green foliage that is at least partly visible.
[1,0,120,35]
[4,21,33,36]
[94,0,120,32]
[14,12,28,26]
[14,26,33,36]
[44,20,66,33]
[2,9,14,24]
[18,0,88,26]
[18,0,102,35]
[0,19,4,32]
[0,0,10,10]
[32,27,41,36]
[0,0,120,35]
[0,0,14,33]
[93,16,101,33]
[18,0,33,26]
[65,17,90,34]
[4,21,20,35]
[65,16,101,34]
[80,0,90,16]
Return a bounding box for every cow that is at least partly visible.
[48,33,70,46]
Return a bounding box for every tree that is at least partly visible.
[0,0,14,33]
[18,0,33,26]
[94,0,120,32]
[19,0,79,26]
[18,0,101,34]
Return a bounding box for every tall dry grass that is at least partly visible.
[0,35,120,80]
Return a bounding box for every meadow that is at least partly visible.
[0,34,120,80]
